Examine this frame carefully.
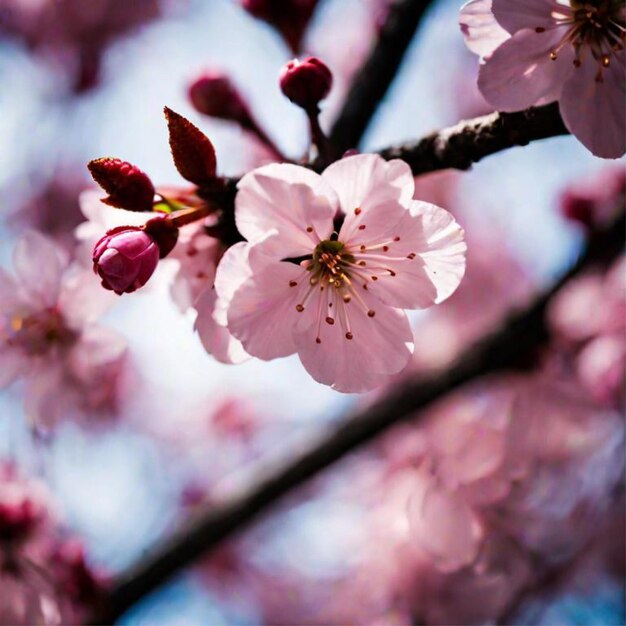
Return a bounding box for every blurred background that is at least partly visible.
[0,0,624,624]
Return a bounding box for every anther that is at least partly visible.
[345,332,353,340]
[393,236,400,241]
[382,246,389,252]
[371,276,378,281]
[296,304,305,312]
[306,226,314,233]
[309,277,318,285]
[358,225,366,230]
[360,245,366,252]
[316,337,322,344]
[343,295,351,303]
[367,310,375,318]
[289,280,298,287]
[388,270,396,276]
[354,208,362,215]
[358,261,366,266]
[602,55,610,67]
[550,50,558,60]
[326,316,335,325]
[407,253,416,260]
[535,26,545,33]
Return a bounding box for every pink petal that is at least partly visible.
[293,293,414,393]
[459,0,509,57]
[408,479,483,572]
[324,154,414,241]
[478,26,572,111]
[235,163,337,258]
[69,325,127,376]
[194,289,249,364]
[492,0,565,34]
[227,250,303,360]
[345,201,465,309]
[213,242,254,326]
[0,268,20,310]
[58,267,116,329]
[0,349,28,388]
[13,232,65,308]
[560,54,626,158]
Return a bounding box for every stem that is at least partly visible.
[88,212,625,625]
[165,205,213,229]
[306,106,331,165]
[245,117,289,162]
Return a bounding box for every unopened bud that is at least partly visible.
[279,56,332,110]
[188,72,252,127]
[88,158,155,212]
[0,494,41,543]
[242,0,318,52]
[92,217,178,295]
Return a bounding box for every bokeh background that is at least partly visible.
[0,0,624,623]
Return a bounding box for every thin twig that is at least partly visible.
[89,212,624,624]
[328,0,437,155]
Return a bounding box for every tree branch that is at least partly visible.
[90,212,624,624]
[328,0,437,154]
[377,102,568,175]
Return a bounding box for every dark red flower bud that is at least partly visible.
[279,56,332,111]
[92,217,178,295]
[88,158,155,212]
[0,495,42,543]
[164,107,217,186]
[188,72,252,127]
[242,0,318,52]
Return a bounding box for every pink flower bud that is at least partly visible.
[93,225,161,295]
[188,72,252,127]
[242,0,318,52]
[279,56,332,110]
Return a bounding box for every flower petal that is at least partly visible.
[235,163,337,258]
[492,0,565,34]
[560,54,626,159]
[0,348,28,388]
[325,154,415,241]
[213,242,254,326]
[477,26,573,111]
[294,292,414,393]
[13,232,65,308]
[346,201,466,309]
[226,250,304,360]
[459,0,510,58]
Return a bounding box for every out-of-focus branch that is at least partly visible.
[328,0,436,154]
[89,212,624,625]
[377,103,569,175]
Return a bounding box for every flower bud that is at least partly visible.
[188,72,252,127]
[92,217,178,295]
[279,56,332,110]
[88,158,155,212]
[0,494,42,543]
[242,0,318,52]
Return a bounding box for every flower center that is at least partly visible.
[545,0,625,75]
[1,308,75,356]
[309,239,355,287]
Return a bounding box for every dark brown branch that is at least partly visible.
[328,0,436,155]
[90,213,624,624]
[377,102,568,175]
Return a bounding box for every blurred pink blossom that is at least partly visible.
[0,231,127,428]
[460,0,626,158]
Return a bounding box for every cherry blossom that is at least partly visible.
[0,231,126,428]
[460,0,626,158]
[214,153,466,392]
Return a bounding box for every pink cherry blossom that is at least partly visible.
[215,154,466,392]
[0,231,127,428]
[460,0,626,158]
